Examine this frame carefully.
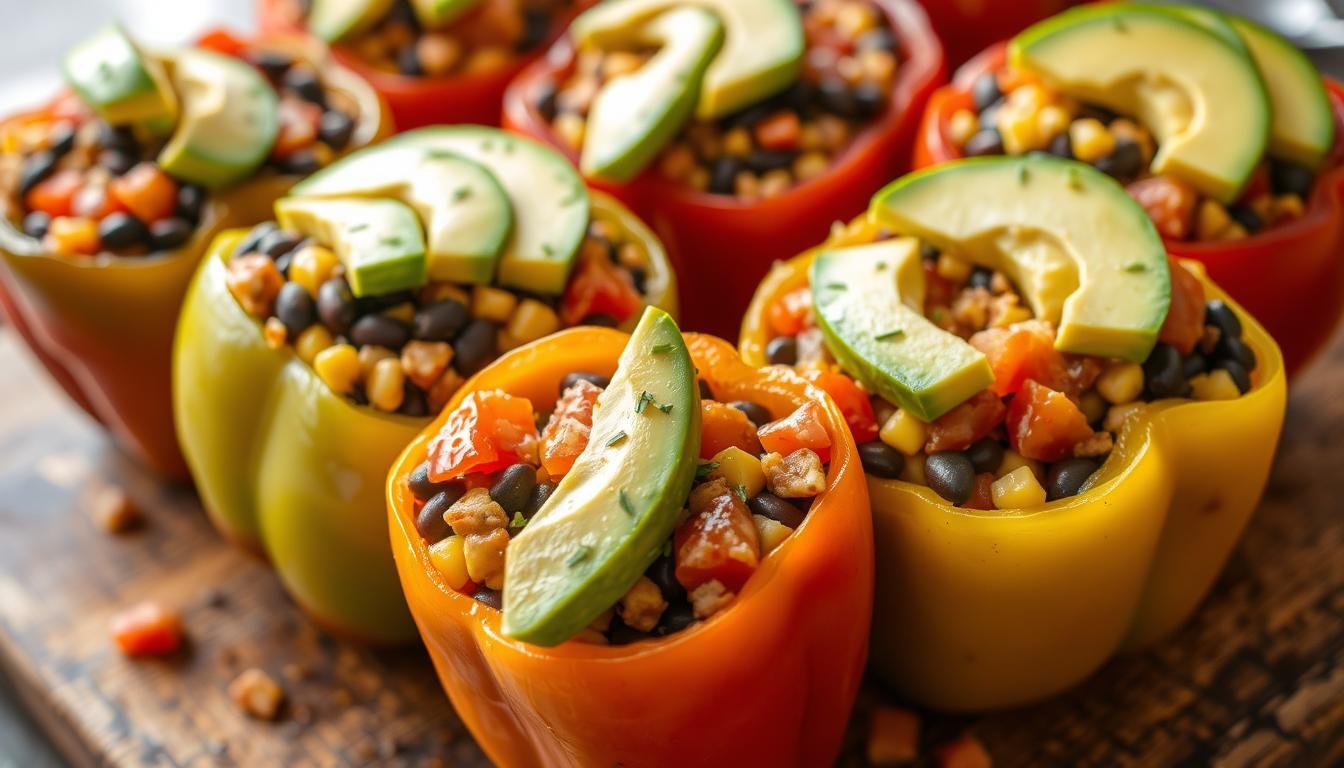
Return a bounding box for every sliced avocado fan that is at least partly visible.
[62,24,179,131]
[275,196,427,297]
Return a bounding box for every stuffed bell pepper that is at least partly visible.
[503,0,945,337]
[174,126,674,643]
[387,308,870,766]
[0,26,388,476]
[915,3,1344,375]
[258,0,591,128]
[740,156,1287,711]
[913,0,1075,67]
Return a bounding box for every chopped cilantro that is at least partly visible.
[606,431,627,447]
[876,329,906,341]
[510,512,528,528]
[635,390,654,414]
[566,545,592,567]
[651,343,674,354]
[619,489,636,516]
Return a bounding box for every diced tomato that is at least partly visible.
[540,379,602,479]
[968,320,1069,398]
[924,390,1006,453]
[427,390,538,481]
[803,370,877,443]
[1005,380,1094,462]
[110,163,178,224]
[72,183,129,220]
[758,401,832,462]
[111,601,182,657]
[768,286,813,337]
[45,216,101,256]
[196,29,249,57]
[674,480,761,593]
[963,472,996,510]
[1158,256,1207,355]
[755,112,802,151]
[271,99,322,160]
[47,93,91,123]
[560,247,643,326]
[24,169,82,217]
[700,400,763,460]
[1127,176,1198,240]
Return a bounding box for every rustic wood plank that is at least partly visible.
[0,322,1342,767]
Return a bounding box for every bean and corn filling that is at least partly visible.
[405,375,829,644]
[0,45,359,258]
[947,69,1318,243]
[765,237,1259,509]
[302,0,570,77]
[225,217,652,415]
[536,0,900,199]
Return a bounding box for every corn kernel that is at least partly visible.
[879,408,927,456]
[1218,222,1248,241]
[1191,369,1241,401]
[422,282,470,306]
[603,51,644,79]
[263,317,287,349]
[947,109,979,146]
[382,301,415,325]
[836,2,878,38]
[997,105,1040,155]
[286,245,339,297]
[712,446,766,499]
[859,48,897,86]
[428,535,471,591]
[687,166,710,191]
[1275,194,1305,220]
[793,151,830,182]
[1080,390,1107,424]
[723,127,753,157]
[314,344,360,395]
[367,357,405,412]
[997,449,1042,481]
[1069,118,1115,163]
[1035,105,1071,143]
[658,143,697,181]
[472,285,518,324]
[753,514,793,556]
[900,454,927,485]
[936,253,973,283]
[294,324,334,363]
[1008,83,1050,110]
[553,112,585,150]
[506,299,562,346]
[1096,361,1144,405]
[1196,199,1233,241]
[358,344,396,377]
[991,465,1047,509]
[1104,402,1146,433]
[401,340,452,390]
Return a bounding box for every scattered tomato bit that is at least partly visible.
[1158,257,1207,355]
[110,601,182,657]
[90,484,140,533]
[540,379,602,478]
[675,478,761,594]
[427,390,539,480]
[699,400,764,460]
[1006,380,1094,463]
[758,401,832,462]
[804,370,878,443]
[769,286,813,337]
[924,390,1007,454]
[228,668,286,720]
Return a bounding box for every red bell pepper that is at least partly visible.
[257,0,589,129]
[914,42,1344,376]
[912,0,1077,67]
[503,0,946,338]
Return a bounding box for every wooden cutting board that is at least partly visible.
[0,323,1341,768]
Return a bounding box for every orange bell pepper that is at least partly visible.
[386,329,872,767]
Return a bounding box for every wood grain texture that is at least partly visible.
[0,324,1341,767]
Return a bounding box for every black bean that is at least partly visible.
[176,184,205,223]
[317,109,355,151]
[257,229,305,260]
[745,149,795,173]
[858,441,904,479]
[416,487,463,542]
[350,314,410,349]
[412,299,468,341]
[1077,104,1117,124]
[1046,458,1098,501]
[47,123,76,156]
[1229,204,1261,233]
[490,464,537,516]
[560,371,610,394]
[963,128,1004,157]
[608,617,650,645]
[317,278,356,334]
[969,267,994,290]
[409,460,449,500]
[779,81,812,112]
[1094,140,1143,181]
[397,45,424,76]
[535,81,559,121]
[920,243,940,262]
[1182,352,1208,379]
[652,604,695,636]
[236,222,278,257]
[522,481,556,520]
[21,211,50,239]
[283,66,326,105]
[852,83,885,118]
[818,78,856,118]
[149,217,194,251]
[97,213,148,250]
[278,149,321,175]
[356,289,415,313]
[1218,359,1252,394]
[709,156,741,195]
[1204,300,1242,342]
[646,554,685,603]
[581,313,619,328]
[98,123,138,155]
[1143,343,1190,399]
[253,50,295,80]
[857,27,898,52]
[472,587,502,610]
[452,318,497,375]
[730,401,772,429]
[965,438,1004,475]
[1219,336,1257,373]
[19,151,56,196]
[725,101,773,129]
[1047,132,1073,159]
[388,0,419,28]
[765,336,798,365]
[629,265,648,295]
[1270,159,1314,198]
[275,282,317,337]
[518,7,551,50]
[972,73,1002,112]
[398,382,428,417]
[698,379,714,401]
[924,452,975,504]
[749,491,805,529]
[98,149,136,175]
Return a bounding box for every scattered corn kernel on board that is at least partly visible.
[0,321,1342,766]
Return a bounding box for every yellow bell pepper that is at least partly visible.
[740,216,1287,711]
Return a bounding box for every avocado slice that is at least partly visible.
[275,197,427,297]
[582,7,725,183]
[410,0,479,28]
[503,307,700,646]
[1011,3,1270,203]
[812,240,993,422]
[384,127,589,295]
[870,157,1171,362]
[62,25,178,131]
[308,0,395,43]
[572,0,804,120]
[156,49,279,189]
[292,145,512,285]
[1231,16,1335,169]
